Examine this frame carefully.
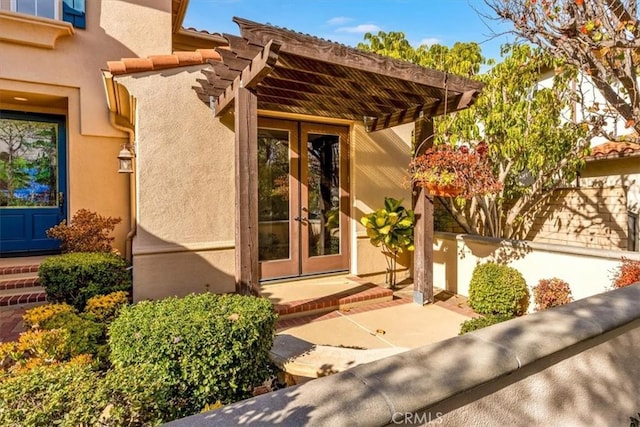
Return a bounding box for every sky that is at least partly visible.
[183,0,518,63]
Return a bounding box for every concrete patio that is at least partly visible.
[265,276,477,382]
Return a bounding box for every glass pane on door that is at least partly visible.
[0,118,59,208]
[306,133,340,257]
[258,129,291,261]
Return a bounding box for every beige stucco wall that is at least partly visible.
[438,319,640,426]
[116,66,236,301]
[434,232,640,306]
[0,1,173,253]
[352,123,413,281]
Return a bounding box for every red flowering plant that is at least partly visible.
[611,257,640,289]
[409,142,502,198]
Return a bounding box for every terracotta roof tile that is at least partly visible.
[589,141,640,159]
[181,26,223,38]
[107,49,221,75]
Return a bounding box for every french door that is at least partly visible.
[258,118,349,279]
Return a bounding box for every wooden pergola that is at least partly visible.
[194,17,483,304]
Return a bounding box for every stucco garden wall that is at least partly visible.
[433,231,640,304]
[170,284,640,426]
[116,66,236,301]
[352,123,413,281]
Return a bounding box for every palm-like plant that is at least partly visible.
[360,197,415,289]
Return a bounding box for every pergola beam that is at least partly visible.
[215,40,281,116]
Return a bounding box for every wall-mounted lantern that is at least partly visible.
[118,145,134,173]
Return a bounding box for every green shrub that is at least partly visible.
[459,314,514,334]
[39,252,131,310]
[0,357,179,426]
[533,278,573,311]
[46,208,121,253]
[96,364,183,426]
[109,293,277,416]
[0,355,101,427]
[85,291,130,323]
[468,263,529,316]
[41,311,107,360]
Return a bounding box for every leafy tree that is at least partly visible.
[485,0,640,141]
[358,32,588,238]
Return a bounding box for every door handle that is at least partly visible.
[58,192,64,210]
[294,216,308,222]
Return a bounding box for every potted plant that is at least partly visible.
[409,142,502,198]
[360,197,415,289]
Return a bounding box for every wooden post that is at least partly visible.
[413,117,434,305]
[234,87,260,295]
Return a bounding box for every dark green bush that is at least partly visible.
[109,293,277,416]
[0,356,182,426]
[468,263,529,316]
[39,252,132,310]
[95,364,183,426]
[41,311,107,361]
[459,314,514,335]
[0,356,101,427]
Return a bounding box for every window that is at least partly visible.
[11,0,58,20]
[8,0,85,29]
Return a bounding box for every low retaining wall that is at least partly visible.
[167,284,640,426]
[433,232,640,302]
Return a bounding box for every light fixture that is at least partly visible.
[363,116,376,132]
[117,145,134,173]
[13,97,28,102]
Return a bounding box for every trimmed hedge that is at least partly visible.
[459,314,514,335]
[108,293,277,416]
[0,356,99,427]
[468,263,529,316]
[0,356,181,426]
[38,252,131,310]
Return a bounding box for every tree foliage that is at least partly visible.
[485,0,640,141]
[358,32,588,238]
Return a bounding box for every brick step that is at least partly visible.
[0,264,40,276]
[273,284,393,320]
[0,276,40,291]
[0,286,47,308]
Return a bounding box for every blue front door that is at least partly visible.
[0,111,67,255]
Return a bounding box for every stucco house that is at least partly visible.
[1,0,483,304]
[0,0,224,257]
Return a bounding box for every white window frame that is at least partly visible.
[9,0,60,20]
